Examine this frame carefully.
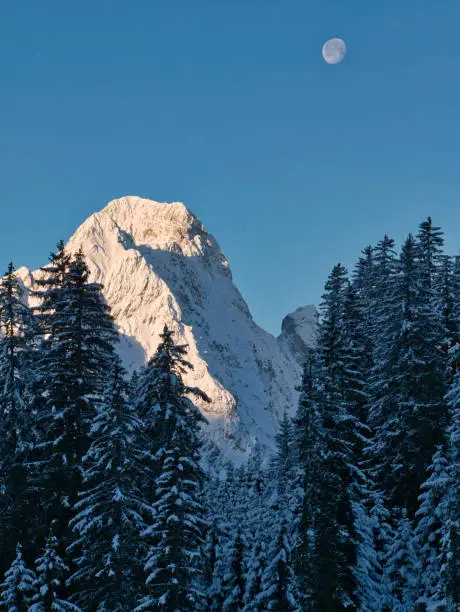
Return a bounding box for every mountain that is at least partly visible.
[19,196,317,459]
[278,305,318,365]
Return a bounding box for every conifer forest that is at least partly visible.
[0,217,458,611]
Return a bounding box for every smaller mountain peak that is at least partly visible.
[279,305,318,365]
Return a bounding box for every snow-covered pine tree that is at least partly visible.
[0,543,37,611]
[30,531,80,612]
[439,342,460,610]
[368,234,399,354]
[203,469,226,610]
[256,520,300,612]
[242,441,270,558]
[309,395,360,610]
[292,358,323,606]
[0,263,38,571]
[246,440,265,499]
[367,234,401,497]
[352,245,376,375]
[222,529,246,612]
[69,360,146,611]
[291,265,365,609]
[243,538,266,612]
[136,327,209,611]
[416,217,444,292]
[273,412,296,499]
[437,255,458,362]
[341,281,370,429]
[371,233,447,516]
[135,324,208,498]
[205,465,240,612]
[206,529,226,612]
[352,245,374,299]
[307,264,363,610]
[31,241,71,338]
[368,491,393,611]
[387,509,419,611]
[416,219,449,433]
[205,458,260,612]
[32,249,119,557]
[415,445,451,610]
[354,498,382,612]
[204,525,221,610]
[341,282,381,609]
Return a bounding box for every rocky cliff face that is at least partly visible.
[20,196,317,459]
[278,305,318,365]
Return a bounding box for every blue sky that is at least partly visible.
[1,0,460,334]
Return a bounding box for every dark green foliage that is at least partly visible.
[371,232,447,516]
[33,249,119,555]
[0,263,38,571]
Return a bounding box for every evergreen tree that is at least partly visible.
[352,244,375,378]
[371,234,447,516]
[369,234,399,352]
[368,235,401,492]
[415,446,451,610]
[292,359,323,606]
[416,217,444,292]
[438,256,458,360]
[222,530,246,612]
[387,509,419,611]
[368,492,393,611]
[243,539,266,612]
[439,343,460,610]
[342,282,370,429]
[30,531,79,611]
[243,442,269,555]
[292,265,365,610]
[0,543,37,611]
[354,498,382,612]
[32,241,71,338]
[274,412,296,499]
[135,325,208,497]
[206,530,226,612]
[33,249,118,556]
[205,467,238,612]
[69,360,146,611]
[136,327,209,611]
[309,264,362,610]
[204,525,221,611]
[0,263,37,571]
[257,520,300,612]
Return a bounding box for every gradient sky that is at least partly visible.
[2,0,460,334]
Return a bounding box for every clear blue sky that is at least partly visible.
[2,0,460,334]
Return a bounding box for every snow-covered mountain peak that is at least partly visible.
[21,196,317,460]
[69,196,231,278]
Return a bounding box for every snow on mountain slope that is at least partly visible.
[21,196,316,459]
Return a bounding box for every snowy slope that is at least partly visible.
[20,196,317,459]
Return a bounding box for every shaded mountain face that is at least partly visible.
[278,305,318,365]
[19,196,316,459]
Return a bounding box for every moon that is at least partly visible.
[322,38,346,64]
